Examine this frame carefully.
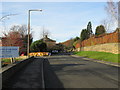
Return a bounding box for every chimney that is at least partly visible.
[45,35,48,38]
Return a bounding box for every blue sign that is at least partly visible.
[0,46,19,58]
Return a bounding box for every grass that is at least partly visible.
[2,58,11,63]
[1,56,28,63]
[2,58,22,63]
[74,51,120,63]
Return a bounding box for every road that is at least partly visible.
[44,55,119,89]
[2,54,119,89]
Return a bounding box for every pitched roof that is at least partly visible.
[43,35,56,42]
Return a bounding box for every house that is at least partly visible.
[42,35,56,50]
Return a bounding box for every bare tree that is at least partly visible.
[118,1,120,28]
[10,25,20,31]
[9,25,28,36]
[40,26,51,39]
[105,0,118,21]
[101,19,111,32]
[10,25,27,38]
[102,0,118,32]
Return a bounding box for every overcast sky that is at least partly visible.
[0,2,117,43]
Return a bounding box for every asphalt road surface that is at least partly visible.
[2,57,44,89]
[2,54,119,89]
[44,55,119,89]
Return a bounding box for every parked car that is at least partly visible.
[51,50,58,54]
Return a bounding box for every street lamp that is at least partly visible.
[27,9,42,57]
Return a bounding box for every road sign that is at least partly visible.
[0,46,19,58]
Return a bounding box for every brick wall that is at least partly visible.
[74,31,120,54]
[81,31,119,47]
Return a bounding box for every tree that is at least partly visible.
[10,25,33,55]
[105,0,118,22]
[40,26,51,39]
[10,25,27,38]
[95,25,106,36]
[30,40,47,52]
[3,24,33,55]
[73,36,80,42]
[101,19,111,32]
[80,21,93,41]
[2,31,24,54]
[102,0,118,32]
[80,29,89,41]
[114,28,120,33]
[87,21,93,37]
[22,34,33,55]
[52,43,64,52]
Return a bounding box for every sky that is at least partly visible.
[0,2,117,43]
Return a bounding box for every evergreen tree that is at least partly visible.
[23,34,33,54]
[95,25,106,36]
[80,29,89,41]
[73,36,80,42]
[87,21,93,37]
[30,40,47,52]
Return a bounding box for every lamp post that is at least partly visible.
[27,9,42,57]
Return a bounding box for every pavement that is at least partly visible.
[71,55,120,67]
[2,57,44,89]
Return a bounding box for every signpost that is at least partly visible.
[0,46,19,67]
[0,46,19,89]
[0,46,19,58]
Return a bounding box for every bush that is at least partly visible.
[30,40,47,52]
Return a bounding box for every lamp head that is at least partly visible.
[29,9,42,11]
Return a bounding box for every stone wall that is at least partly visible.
[76,43,119,54]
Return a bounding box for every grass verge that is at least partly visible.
[1,56,28,63]
[74,51,120,63]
